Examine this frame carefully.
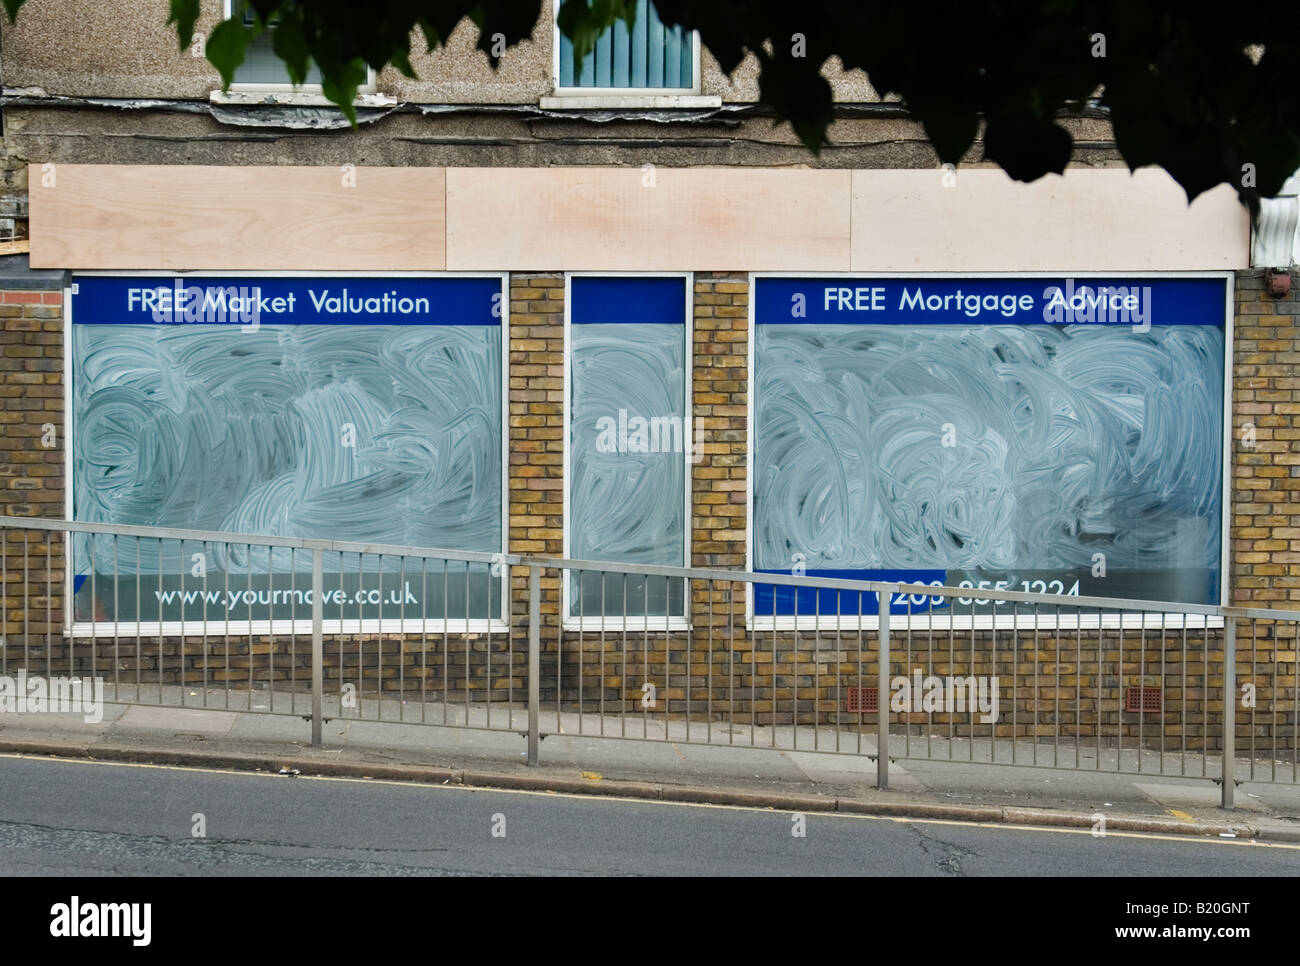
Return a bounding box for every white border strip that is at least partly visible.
[751,613,1224,633]
[69,618,502,639]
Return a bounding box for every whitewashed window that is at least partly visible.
[564,274,692,628]
[750,274,1231,627]
[68,273,506,632]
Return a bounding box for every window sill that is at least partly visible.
[748,613,1226,633]
[562,616,691,633]
[209,90,396,108]
[539,93,722,110]
[70,619,510,638]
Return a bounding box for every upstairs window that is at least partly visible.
[222,1,375,94]
[555,0,700,93]
[224,1,321,88]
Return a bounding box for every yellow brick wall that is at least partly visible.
[0,271,1294,757]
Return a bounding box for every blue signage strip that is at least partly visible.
[70,275,503,326]
[753,569,948,616]
[754,277,1227,327]
[571,276,686,324]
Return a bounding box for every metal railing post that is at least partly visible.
[1222,615,1236,809]
[311,547,323,748]
[877,589,890,790]
[527,564,541,766]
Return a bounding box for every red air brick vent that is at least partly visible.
[846,687,878,714]
[1125,686,1163,713]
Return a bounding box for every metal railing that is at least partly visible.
[0,517,527,745]
[530,556,1300,809]
[3,517,1297,809]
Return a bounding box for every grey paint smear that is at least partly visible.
[73,324,501,574]
[570,323,685,566]
[754,324,1223,573]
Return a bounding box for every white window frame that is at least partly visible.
[213,0,381,101]
[65,270,510,639]
[543,1,721,109]
[745,270,1236,633]
[562,271,694,632]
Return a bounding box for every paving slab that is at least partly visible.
[227,711,316,742]
[116,706,238,735]
[0,709,119,735]
[1135,781,1271,813]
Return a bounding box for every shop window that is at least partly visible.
[750,275,1230,627]
[69,273,506,632]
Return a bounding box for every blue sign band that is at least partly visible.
[755,277,1226,326]
[753,569,948,616]
[70,275,503,326]
[571,276,686,324]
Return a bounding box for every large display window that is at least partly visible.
[68,272,507,633]
[749,274,1231,626]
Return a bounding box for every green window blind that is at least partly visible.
[558,0,694,89]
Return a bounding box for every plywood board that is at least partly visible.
[28,163,1249,273]
[445,167,852,271]
[29,164,446,271]
[851,168,1249,271]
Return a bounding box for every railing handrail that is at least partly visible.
[5,514,1296,623]
[532,554,1238,619]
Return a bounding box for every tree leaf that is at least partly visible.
[117,0,1300,209]
[416,17,442,54]
[756,51,834,154]
[205,17,255,91]
[922,113,980,167]
[165,0,202,52]
[389,48,417,80]
[270,12,312,87]
[557,0,630,81]
[320,58,370,127]
[982,113,1073,182]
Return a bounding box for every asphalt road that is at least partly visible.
[1,754,1297,877]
